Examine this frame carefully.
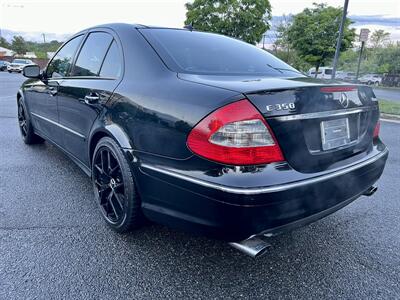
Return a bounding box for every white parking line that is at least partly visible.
[0,95,16,99]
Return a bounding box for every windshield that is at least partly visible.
[12,59,28,64]
[140,29,301,76]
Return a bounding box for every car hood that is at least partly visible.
[177,73,348,94]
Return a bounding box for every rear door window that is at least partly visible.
[99,41,122,78]
[71,32,113,77]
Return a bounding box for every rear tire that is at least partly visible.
[17,98,44,145]
[92,137,144,233]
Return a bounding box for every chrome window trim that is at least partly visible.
[31,112,86,139]
[271,106,377,121]
[140,148,387,195]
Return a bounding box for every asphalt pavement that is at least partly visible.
[0,72,399,299]
[373,87,400,102]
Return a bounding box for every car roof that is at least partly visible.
[73,22,188,36]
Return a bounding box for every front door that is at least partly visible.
[29,34,84,146]
[24,78,60,142]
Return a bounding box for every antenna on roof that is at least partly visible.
[184,23,194,31]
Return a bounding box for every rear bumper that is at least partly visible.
[137,147,388,241]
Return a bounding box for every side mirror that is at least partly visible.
[23,65,41,78]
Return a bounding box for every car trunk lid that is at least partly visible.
[178,74,379,172]
[245,84,379,172]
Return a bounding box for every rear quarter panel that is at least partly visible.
[101,27,240,159]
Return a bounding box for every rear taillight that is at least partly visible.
[187,99,284,165]
[373,121,380,138]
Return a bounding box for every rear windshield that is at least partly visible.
[324,69,333,75]
[140,29,301,76]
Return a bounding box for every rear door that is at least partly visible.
[57,30,123,166]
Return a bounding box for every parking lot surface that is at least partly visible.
[374,87,400,103]
[0,72,399,299]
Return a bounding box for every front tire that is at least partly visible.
[92,137,144,233]
[17,98,44,144]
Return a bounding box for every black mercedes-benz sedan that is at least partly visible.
[17,23,388,257]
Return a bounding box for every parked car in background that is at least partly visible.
[0,60,10,71]
[336,71,357,82]
[382,74,400,87]
[359,74,382,86]
[308,67,332,79]
[17,24,388,257]
[7,59,35,73]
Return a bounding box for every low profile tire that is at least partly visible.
[17,98,44,144]
[92,137,144,233]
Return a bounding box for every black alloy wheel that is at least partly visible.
[17,99,44,144]
[92,137,143,232]
[17,101,28,138]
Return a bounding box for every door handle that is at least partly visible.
[48,86,58,96]
[84,94,99,105]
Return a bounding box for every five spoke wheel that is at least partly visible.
[92,137,144,232]
[18,101,28,137]
[93,147,126,224]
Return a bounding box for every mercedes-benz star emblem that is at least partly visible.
[339,92,349,108]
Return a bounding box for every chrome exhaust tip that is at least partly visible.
[363,186,378,197]
[229,236,271,258]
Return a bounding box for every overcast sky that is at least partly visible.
[0,0,399,39]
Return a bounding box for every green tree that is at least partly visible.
[11,35,28,55]
[335,42,400,75]
[369,29,390,48]
[273,15,292,58]
[0,37,10,49]
[375,42,400,74]
[26,39,63,58]
[185,0,272,44]
[287,3,355,75]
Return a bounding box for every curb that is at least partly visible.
[381,118,400,124]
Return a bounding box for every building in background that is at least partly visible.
[0,46,15,57]
[23,52,37,58]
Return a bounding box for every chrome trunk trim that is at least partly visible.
[271,106,377,121]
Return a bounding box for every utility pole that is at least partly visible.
[262,34,266,50]
[356,42,365,79]
[332,0,349,79]
[42,33,46,43]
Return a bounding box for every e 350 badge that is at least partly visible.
[266,102,296,112]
